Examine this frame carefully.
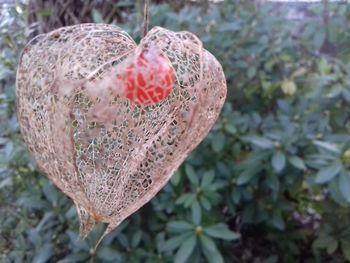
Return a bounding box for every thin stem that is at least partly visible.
[143,0,149,37]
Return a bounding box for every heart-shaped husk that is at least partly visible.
[16,24,227,247]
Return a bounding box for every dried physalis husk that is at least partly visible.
[16,23,227,245]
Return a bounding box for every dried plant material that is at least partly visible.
[16,23,227,244]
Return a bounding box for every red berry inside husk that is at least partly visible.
[121,48,175,106]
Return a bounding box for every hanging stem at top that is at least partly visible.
[143,0,150,37]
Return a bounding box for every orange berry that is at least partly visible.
[121,47,175,105]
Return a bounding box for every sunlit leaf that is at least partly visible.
[167,221,193,233]
[315,163,342,184]
[288,156,306,170]
[313,140,341,154]
[204,223,240,240]
[271,151,286,172]
[242,136,274,149]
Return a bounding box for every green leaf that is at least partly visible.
[66,231,89,251]
[171,171,181,186]
[201,170,215,188]
[288,156,306,170]
[313,140,341,154]
[4,140,14,158]
[18,196,47,210]
[131,230,142,248]
[42,182,58,207]
[0,177,12,189]
[243,136,274,149]
[327,239,338,254]
[185,164,199,186]
[167,221,193,234]
[271,151,286,172]
[236,168,257,185]
[191,200,202,225]
[313,235,334,249]
[291,67,307,78]
[263,255,278,263]
[315,163,342,184]
[247,67,256,79]
[225,123,237,135]
[338,172,350,202]
[58,253,89,263]
[33,243,53,263]
[217,21,241,32]
[97,247,122,261]
[266,173,280,192]
[318,58,331,75]
[204,223,240,240]
[184,193,197,208]
[92,9,104,23]
[341,239,350,261]
[116,233,129,249]
[176,193,193,205]
[211,132,225,153]
[200,195,211,210]
[272,210,285,230]
[314,31,326,50]
[174,236,197,263]
[163,233,192,252]
[329,180,347,205]
[199,235,224,263]
[342,89,350,103]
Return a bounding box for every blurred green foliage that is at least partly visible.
[1,1,350,262]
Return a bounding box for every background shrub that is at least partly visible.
[1,1,350,262]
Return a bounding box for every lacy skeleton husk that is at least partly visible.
[16,23,227,243]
